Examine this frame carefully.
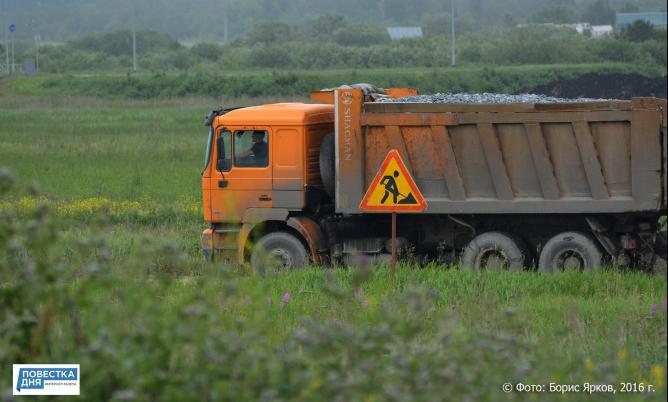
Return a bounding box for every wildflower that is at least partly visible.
[651,365,664,388]
[584,358,594,371]
[280,292,291,311]
[617,350,627,364]
[651,303,657,315]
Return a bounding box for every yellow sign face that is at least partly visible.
[359,150,427,212]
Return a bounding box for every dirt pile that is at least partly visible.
[530,73,667,100]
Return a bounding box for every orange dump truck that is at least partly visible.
[201,84,667,272]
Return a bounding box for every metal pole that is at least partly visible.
[35,35,39,73]
[2,0,7,75]
[10,30,14,74]
[132,2,137,72]
[223,0,229,42]
[391,212,397,279]
[451,0,456,66]
[132,28,137,72]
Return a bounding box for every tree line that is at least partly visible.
[18,20,666,73]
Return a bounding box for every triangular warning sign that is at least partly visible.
[359,149,427,212]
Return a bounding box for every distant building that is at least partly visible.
[591,25,613,38]
[559,22,591,34]
[386,27,423,40]
[616,12,667,28]
[516,22,613,39]
[516,22,590,34]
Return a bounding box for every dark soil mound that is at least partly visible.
[530,73,667,100]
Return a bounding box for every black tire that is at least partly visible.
[655,230,667,261]
[319,133,335,198]
[538,231,603,273]
[461,231,530,271]
[251,232,309,271]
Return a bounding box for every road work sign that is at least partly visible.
[359,149,427,212]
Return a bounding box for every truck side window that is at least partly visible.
[216,129,232,172]
[234,130,269,167]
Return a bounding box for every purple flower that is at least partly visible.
[651,303,657,316]
[280,292,291,311]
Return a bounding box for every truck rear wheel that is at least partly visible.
[461,231,530,271]
[251,232,309,271]
[655,230,667,261]
[538,231,603,273]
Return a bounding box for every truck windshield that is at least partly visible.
[202,126,214,174]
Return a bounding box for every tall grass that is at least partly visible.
[0,174,666,400]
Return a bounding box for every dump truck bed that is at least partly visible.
[335,91,666,214]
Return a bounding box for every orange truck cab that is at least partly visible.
[201,84,667,272]
[201,102,335,266]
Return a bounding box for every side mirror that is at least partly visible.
[215,134,231,172]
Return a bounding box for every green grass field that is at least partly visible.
[1,74,666,401]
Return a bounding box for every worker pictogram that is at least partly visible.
[359,149,427,212]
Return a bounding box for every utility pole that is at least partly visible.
[451,0,456,66]
[10,24,14,74]
[35,34,40,73]
[132,2,137,72]
[2,0,8,75]
[223,0,229,42]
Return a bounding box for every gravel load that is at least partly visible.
[377,92,610,104]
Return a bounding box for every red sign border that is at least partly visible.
[359,149,427,212]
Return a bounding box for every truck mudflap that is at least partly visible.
[236,217,327,266]
[287,216,328,265]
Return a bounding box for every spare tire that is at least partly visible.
[319,133,335,197]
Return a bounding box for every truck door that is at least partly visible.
[210,127,273,222]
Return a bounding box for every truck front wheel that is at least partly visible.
[251,232,309,271]
[538,231,603,273]
[461,231,530,271]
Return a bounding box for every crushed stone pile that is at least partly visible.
[377,93,611,104]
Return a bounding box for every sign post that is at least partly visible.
[359,149,427,278]
[391,211,397,273]
[8,23,15,74]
